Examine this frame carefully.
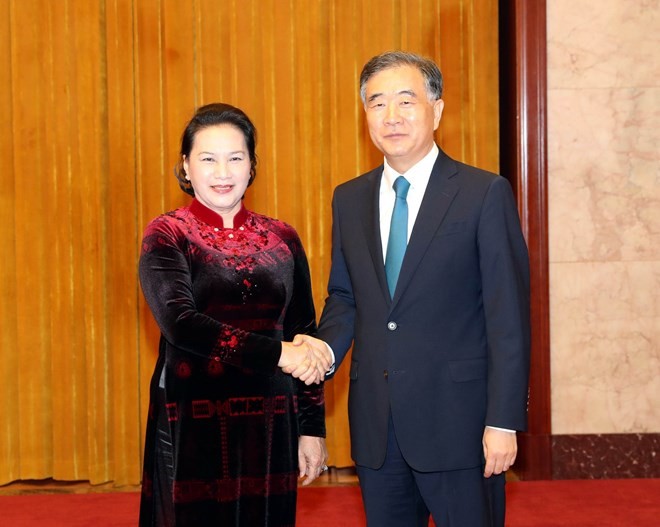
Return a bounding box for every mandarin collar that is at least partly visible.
[189,199,249,229]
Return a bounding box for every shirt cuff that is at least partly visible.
[324,342,336,375]
[486,426,516,433]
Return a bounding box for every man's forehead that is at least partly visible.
[366,65,423,89]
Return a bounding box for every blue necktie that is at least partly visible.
[385,176,410,297]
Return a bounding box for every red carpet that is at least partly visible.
[0,479,658,526]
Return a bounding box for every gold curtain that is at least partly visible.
[0,0,498,486]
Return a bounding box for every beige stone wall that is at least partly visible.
[548,0,660,434]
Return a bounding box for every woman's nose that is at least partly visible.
[213,163,228,179]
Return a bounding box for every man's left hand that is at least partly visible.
[482,427,517,477]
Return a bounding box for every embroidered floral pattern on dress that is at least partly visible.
[196,215,270,263]
[191,214,275,303]
[213,327,248,368]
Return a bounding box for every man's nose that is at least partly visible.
[384,103,402,124]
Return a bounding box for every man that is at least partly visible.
[295,51,530,526]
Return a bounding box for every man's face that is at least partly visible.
[364,65,443,173]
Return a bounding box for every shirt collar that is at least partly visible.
[382,143,439,190]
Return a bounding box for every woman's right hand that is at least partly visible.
[279,341,327,385]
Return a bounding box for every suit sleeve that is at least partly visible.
[477,176,531,431]
[317,189,357,373]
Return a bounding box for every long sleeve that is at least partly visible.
[317,190,357,373]
[282,232,318,342]
[139,216,282,373]
[477,176,531,431]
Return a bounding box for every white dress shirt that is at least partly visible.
[379,144,439,260]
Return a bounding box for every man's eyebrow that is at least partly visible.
[367,89,418,103]
[367,92,384,103]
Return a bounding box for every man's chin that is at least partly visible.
[381,146,411,159]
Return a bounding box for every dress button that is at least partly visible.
[387,321,397,331]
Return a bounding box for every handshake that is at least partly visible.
[278,335,333,385]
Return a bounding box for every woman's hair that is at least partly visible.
[359,50,443,104]
[174,103,258,196]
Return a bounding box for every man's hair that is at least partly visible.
[359,50,443,103]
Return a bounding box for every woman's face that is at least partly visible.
[183,124,252,224]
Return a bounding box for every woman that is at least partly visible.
[138,103,328,526]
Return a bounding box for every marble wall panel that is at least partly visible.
[548,87,660,264]
[547,0,660,89]
[551,262,660,433]
[547,0,660,436]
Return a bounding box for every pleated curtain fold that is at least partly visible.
[0,0,498,486]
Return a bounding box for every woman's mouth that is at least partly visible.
[211,184,233,193]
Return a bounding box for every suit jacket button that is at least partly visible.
[387,321,397,331]
[383,370,388,378]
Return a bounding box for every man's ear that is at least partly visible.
[433,99,445,130]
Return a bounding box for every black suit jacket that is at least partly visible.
[317,148,531,471]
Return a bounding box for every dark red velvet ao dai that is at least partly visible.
[138,199,325,527]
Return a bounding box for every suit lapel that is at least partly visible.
[391,151,459,307]
[360,166,392,306]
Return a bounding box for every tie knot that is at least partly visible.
[393,176,410,199]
